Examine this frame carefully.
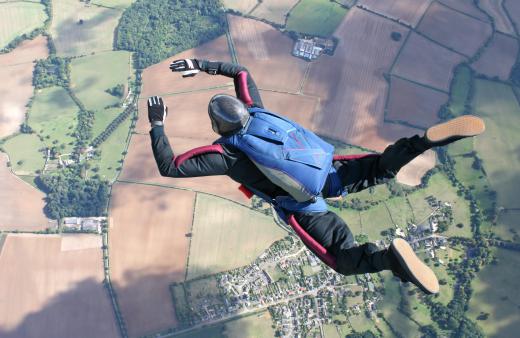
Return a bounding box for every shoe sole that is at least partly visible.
[426,115,485,143]
[391,238,439,294]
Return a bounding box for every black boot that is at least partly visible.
[424,115,485,147]
[386,238,439,295]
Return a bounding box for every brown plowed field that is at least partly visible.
[358,0,432,27]
[302,8,409,151]
[386,77,447,128]
[140,36,233,98]
[119,134,249,204]
[479,0,515,35]
[0,234,119,338]
[256,90,319,130]
[109,183,195,337]
[0,153,52,231]
[392,32,465,91]
[0,36,48,138]
[228,15,309,93]
[396,149,437,186]
[438,0,489,21]
[472,33,519,81]
[504,0,520,33]
[417,2,492,57]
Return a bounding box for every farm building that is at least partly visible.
[293,38,323,60]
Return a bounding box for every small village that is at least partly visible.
[172,198,454,337]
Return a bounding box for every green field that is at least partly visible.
[250,0,299,25]
[89,116,131,182]
[472,80,520,210]
[91,107,123,138]
[186,194,287,280]
[286,0,348,37]
[495,210,520,243]
[28,87,78,154]
[0,2,47,49]
[468,248,520,337]
[379,277,421,338]
[407,172,472,238]
[50,0,123,56]
[222,0,258,14]
[2,133,46,175]
[360,203,394,241]
[70,51,132,112]
[328,205,363,235]
[447,65,472,116]
[223,312,275,338]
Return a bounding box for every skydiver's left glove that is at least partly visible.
[169,59,200,78]
[148,96,168,127]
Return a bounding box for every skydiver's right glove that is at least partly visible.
[169,59,200,78]
[148,96,168,127]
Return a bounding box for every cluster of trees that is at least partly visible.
[91,106,135,147]
[75,109,95,150]
[105,84,125,98]
[346,331,376,338]
[115,0,225,69]
[39,167,109,219]
[33,56,70,89]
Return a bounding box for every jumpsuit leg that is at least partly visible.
[336,135,432,193]
[293,135,433,275]
[292,211,395,275]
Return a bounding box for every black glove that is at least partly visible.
[147,96,168,125]
[169,58,200,78]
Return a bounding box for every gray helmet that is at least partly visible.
[208,94,249,135]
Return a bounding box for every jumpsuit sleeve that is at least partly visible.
[150,125,235,178]
[197,60,264,108]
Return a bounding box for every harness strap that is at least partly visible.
[173,145,224,168]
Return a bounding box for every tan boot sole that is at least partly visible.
[426,115,485,143]
[391,238,439,294]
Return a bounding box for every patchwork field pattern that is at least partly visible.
[303,8,411,151]
[437,0,489,21]
[50,0,123,57]
[479,0,515,35]
[0,153,51,231]
[0,36,48,138]
[472,33,519,81]
[186,194,287,280]
[392,32,465,91]
[250,0,299,25]
[358,0,432,27]
[0,1,46,49]
[386,76,447,128]
[228,15,309,93]
[0,234,119,338]
[417,2,492,57]
[109,183,195,337]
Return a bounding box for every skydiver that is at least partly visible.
[147,58,485,295]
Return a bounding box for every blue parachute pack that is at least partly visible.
[216,107,335,203]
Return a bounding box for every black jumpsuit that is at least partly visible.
[150,61,432,275]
